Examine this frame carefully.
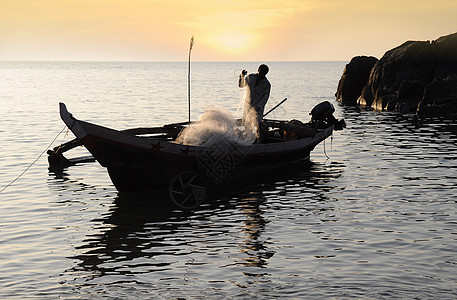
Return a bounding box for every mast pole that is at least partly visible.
[188,36,194,125]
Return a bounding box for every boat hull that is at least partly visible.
[59,103,333,192]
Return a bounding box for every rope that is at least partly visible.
[323,139,330,160]
[52,126,70,154]
[0,125,67,194]
[323,130,335,160]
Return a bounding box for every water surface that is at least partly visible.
[0,61,456,299]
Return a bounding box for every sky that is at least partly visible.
[1,0,456,61]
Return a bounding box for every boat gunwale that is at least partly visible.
[59,102,334,158]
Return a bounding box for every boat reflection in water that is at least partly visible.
[54,159,343,295]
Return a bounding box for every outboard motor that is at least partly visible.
[310,101,346,130]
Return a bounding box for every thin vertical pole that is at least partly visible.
[188,36,194,125]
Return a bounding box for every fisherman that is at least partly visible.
[238,64,271,139]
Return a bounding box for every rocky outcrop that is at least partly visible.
[417,75,457,116]
[335,56,378,105]
[358,40,433,111]
[336,32,457,116]
[395,80,427,113]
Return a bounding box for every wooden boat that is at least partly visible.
[50,102,344,209]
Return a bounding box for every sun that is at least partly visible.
[217,33,251,52]
[205,32,257,56]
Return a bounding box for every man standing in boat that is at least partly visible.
[238,64,271,140]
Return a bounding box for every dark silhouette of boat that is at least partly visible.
[49,102,344,209]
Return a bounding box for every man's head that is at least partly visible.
[258,64,269,77]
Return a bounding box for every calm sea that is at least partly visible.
[0,61,456,299]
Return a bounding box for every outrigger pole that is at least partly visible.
[263,98,287,117]
[188,36,194,125]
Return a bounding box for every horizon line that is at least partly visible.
[0,59,349,63]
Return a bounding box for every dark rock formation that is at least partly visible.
[417,75,457,116]
[395,80,427,113]
[336,56,378,105]
[336,32,457,116]
[360,40,433,110]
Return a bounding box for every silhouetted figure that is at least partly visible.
[238,64,271,140]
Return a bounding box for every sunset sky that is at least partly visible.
[1,0,456,61]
